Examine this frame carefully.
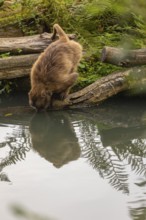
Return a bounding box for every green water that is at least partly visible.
[0,97,146,220]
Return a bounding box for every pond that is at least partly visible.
[0,96,146,220]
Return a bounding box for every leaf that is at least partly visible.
[4,113,13,117]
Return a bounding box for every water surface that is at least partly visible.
[0,97,146,220]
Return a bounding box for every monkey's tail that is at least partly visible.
[52,24,69,41]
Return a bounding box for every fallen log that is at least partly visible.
[0,32,75,80]
[101,46,146,67]
[0,32,75,54]
[0,66,146,113]
[0,24,23,38]
[0,54,38,79]
[52,66,146,109]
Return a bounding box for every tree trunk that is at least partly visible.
[101,46,146,67]
[0,33,76,54]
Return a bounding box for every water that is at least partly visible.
[0,96,146,220]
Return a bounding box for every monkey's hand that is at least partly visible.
[58,89,70,100]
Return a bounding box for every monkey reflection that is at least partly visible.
[29,112,81,168]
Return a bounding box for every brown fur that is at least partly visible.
[29,24,82,111]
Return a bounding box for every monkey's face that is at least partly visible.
[28,89,52,111]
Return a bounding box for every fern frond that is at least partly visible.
[73,119,129,194]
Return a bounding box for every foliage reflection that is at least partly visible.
[1,100,146,219]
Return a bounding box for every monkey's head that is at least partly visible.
[28,87,52,112]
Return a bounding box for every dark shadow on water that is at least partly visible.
[0,92,28,108]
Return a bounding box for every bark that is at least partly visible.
[0,33,76,54]
[101,46,146,67]
[0,68,30,80]
[0,67,145,113]
[0,54,38,79]
[0,25,23,38]
[64,71,128,108]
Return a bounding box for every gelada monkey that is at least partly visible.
[29,24,82,111]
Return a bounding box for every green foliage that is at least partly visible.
[39,0,71,26]
[1,0,146,90]
[0,0,4,7]
[73,58,121,90]
[0,52,10,58]
[0,80,16,95]
[70,0,146,50]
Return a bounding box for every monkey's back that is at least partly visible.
[31,40,82,85]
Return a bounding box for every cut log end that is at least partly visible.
[101,46,146,67]
[101,46,107,63]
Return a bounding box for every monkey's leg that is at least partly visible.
[59,72,78,100]
[59,87,71,100]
